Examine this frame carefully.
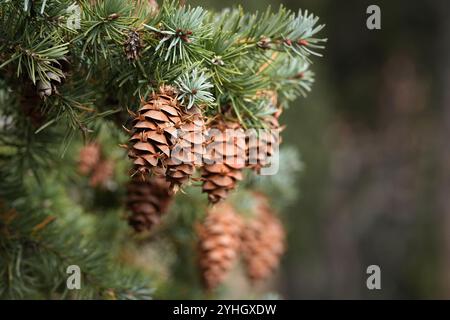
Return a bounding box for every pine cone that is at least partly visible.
[124,30,143,61]
[241,193,285,282]
[197,202,243,290]
[201,120,245,203]
[127,86,182,177]
[246,126,280,173]
[165,109,205,189]
[247,91,283,173]
[127,86,204,189]
[90,160,114,188]
[78,143,101,175]
[126,175,173,232]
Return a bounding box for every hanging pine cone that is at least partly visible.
[197,202,243,290]
[127,86,205,189]
[241,193,285,282]
[90,160,114,188]
[126,175,173,232]
[247,91,283,173]
[127,86,182,177]
[201,120,246,203]
[78,143,101,175]
[165,109,205,189]
[124,30,143,61]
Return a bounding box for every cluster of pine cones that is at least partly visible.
[76,84,286,291]
[123,86,282,232]
[197,193,285,290]
[126,86,280,197]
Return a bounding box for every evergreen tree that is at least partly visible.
[0,0,325,299]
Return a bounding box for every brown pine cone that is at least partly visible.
[247,98,283,173]
[89,160,114,188]
[127,86,180,177]
[241,193,285,283]
[197,202,243,290]
[246,127,280,173]
[126,175,173,232]
[127,86,205,189]
[78,143,101,175]
[201,120,246,203]
[165,109,205,189]
[246,90,283,173]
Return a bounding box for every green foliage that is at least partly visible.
[0,0,324,299]
[175,68,215,109]
[1,0,325,129]
[146,3,211,64]
[266,58,315,104]
[0,172,154,299]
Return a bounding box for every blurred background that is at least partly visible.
[188,0,450,299]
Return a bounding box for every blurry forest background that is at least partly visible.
[189,0,450,299]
